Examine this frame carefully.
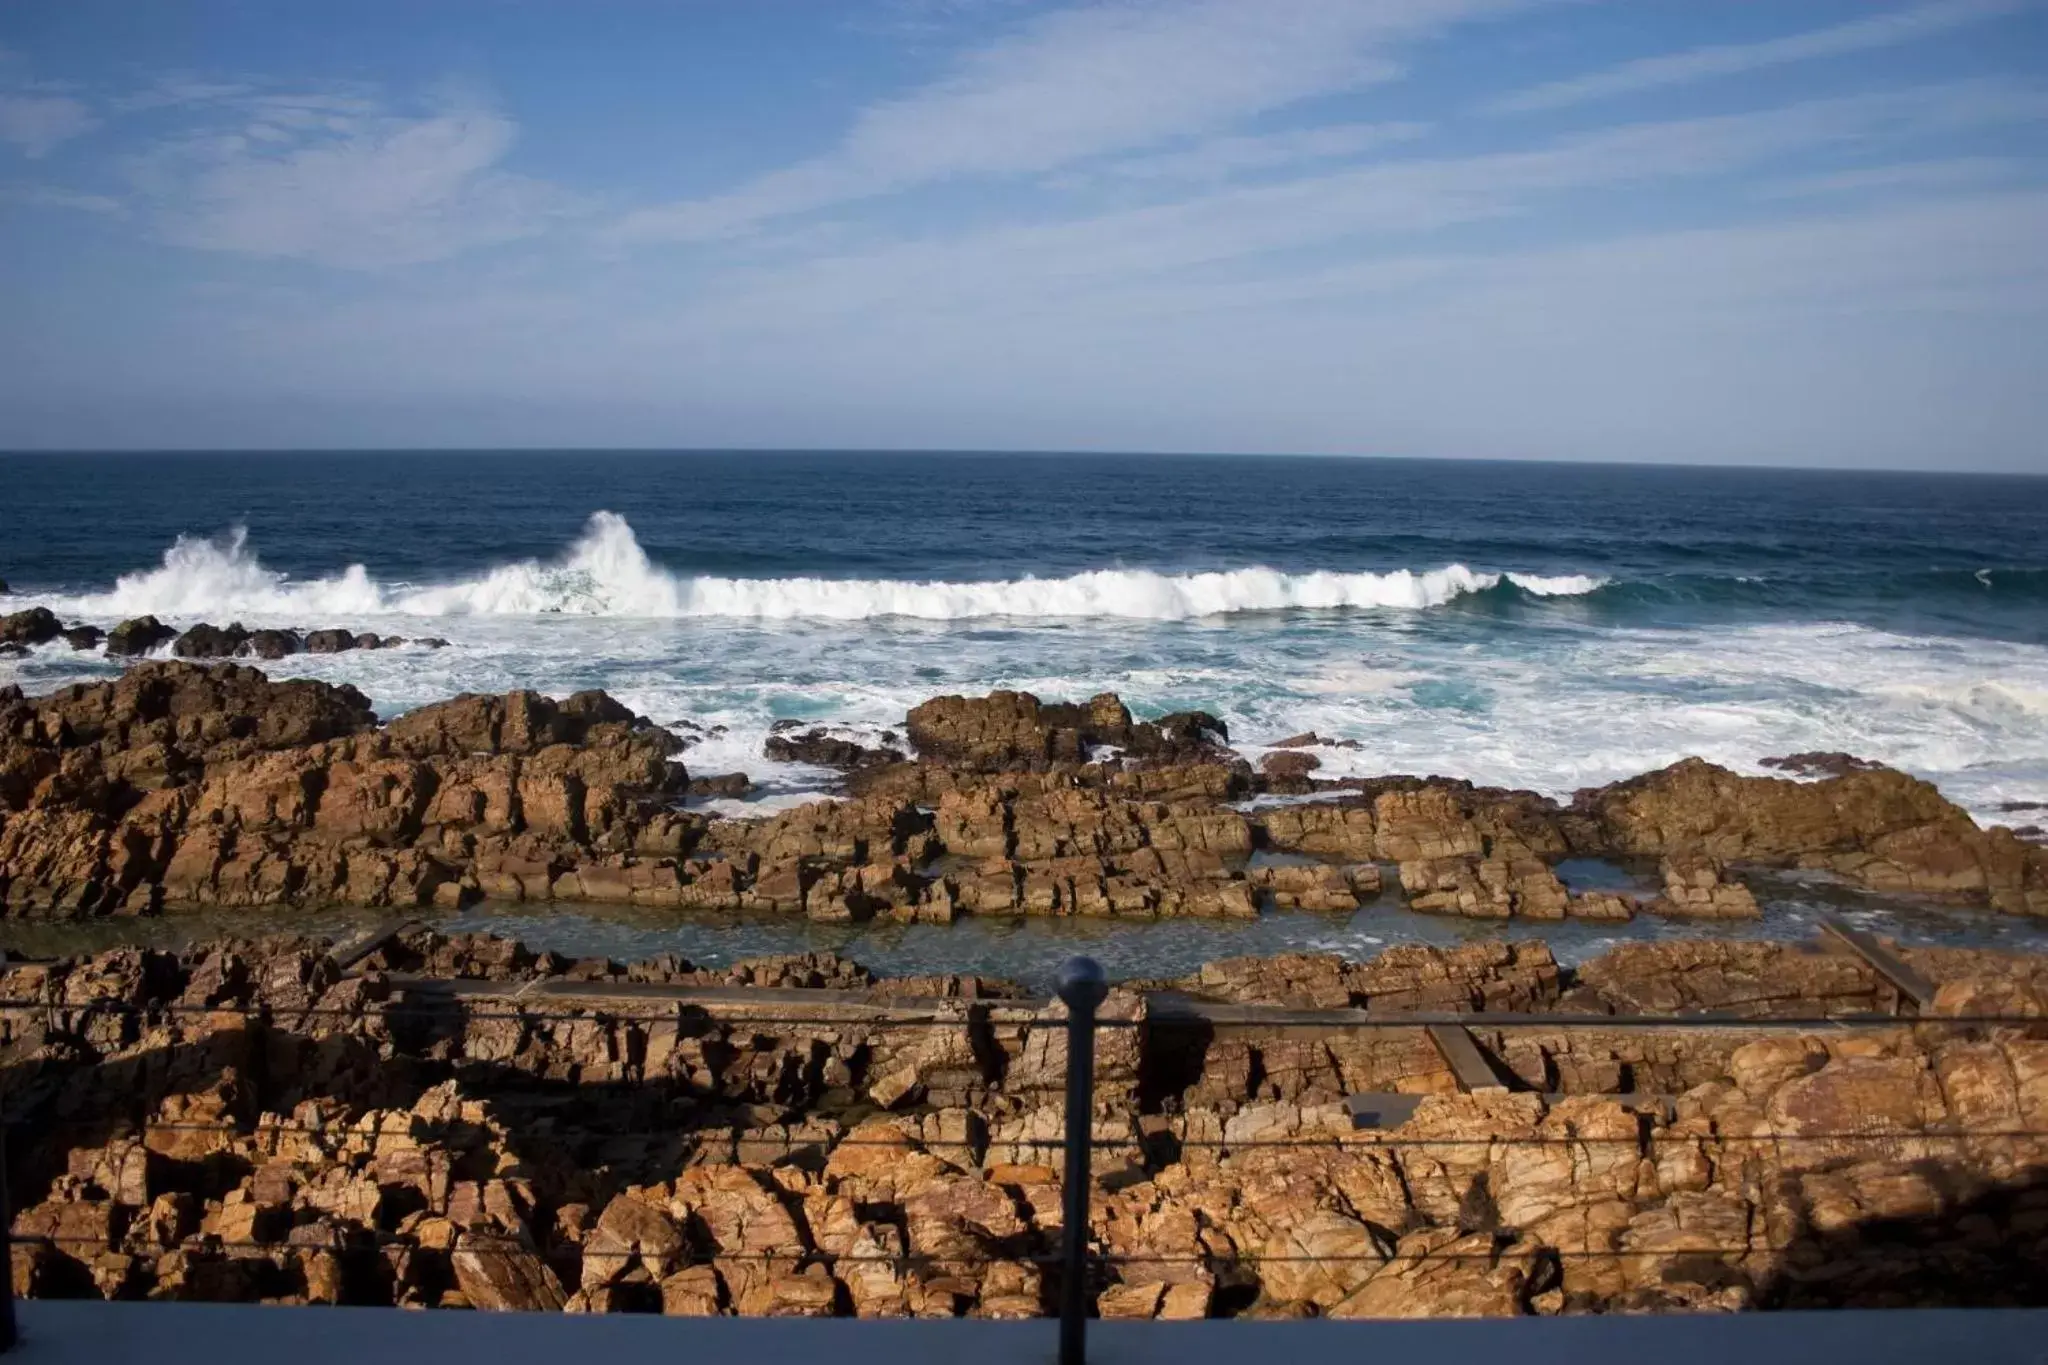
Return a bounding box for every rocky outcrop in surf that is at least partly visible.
[4,929,2046,1316]
[1,672,2044,920]
[0,610,448,661]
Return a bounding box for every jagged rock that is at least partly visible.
[451,1232,568,1311]
[1,607,62,646]
[242,629,301,660]
[905,691,1231,771]
[764,724,905,770]
[106,616,178,657]
[1652,854,1761,919]
[62,626,104,651]
[1259,750,1320,780]
[0,665,688,916]
[172,622,249,658]
[1580,757,2048,916]
[6,930,2048,1317]
[1762,752,1885,778]
[687,772,752,798]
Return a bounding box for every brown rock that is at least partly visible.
[172,622,250,658]
[450,1232,568,1311]
[106,616,178,657]
[0,606,62,646]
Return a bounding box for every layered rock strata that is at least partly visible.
[2,671,2044,921]
[3,931,2045,1316]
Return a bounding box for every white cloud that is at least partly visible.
[1070,121,1430,184]
[1490,0,2025,114]
[613,0,1522,242]
[1758,156,2026,198]
[1,182,125,214]
[0,93,97,158]
[124,92,583,269]
[660,80,2048,331]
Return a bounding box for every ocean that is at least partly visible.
[4,449,2046,980]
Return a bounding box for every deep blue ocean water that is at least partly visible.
[4,450,2046,976]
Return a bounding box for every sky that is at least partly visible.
[1,0,2045,470]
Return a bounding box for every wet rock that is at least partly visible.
[1762,752,1885,778]
[764,725,905,770]
[106,616,177,657]
[1652,854,1761,919]
[1581,757,2048,917]
[172,622,250,658]
[62,626,104,651]
[906,691,1231,771]
[1270,731,1359,750]
[1,607,62,647]
[242,629,301,660]
[303,629,355,653]
[687,772,753,798]
[1259,751,1320,781]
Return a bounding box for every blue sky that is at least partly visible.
[1,0,2044,469]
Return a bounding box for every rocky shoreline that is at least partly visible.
[3,927,2046,1315]
[1,659,2043,924]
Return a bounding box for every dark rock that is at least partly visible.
[241,629,302,660]
[764,727,905,770]
[354,633,384,650]
[1761,752,1885,778]
[1272,731,1360,750]
[106,616,178,657]
[415,637,450,649]
[0,606,62,647]
[687,772,753,798]
[304,629,356,653]
[172,622,250,658]
[63,626,105,651]
[1129,710,1233,762]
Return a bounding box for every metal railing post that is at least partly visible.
[1056,956,1107,1365]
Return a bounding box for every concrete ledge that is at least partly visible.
[10,1302,2048,1365]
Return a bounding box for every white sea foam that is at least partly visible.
[10,523,2047,839]
[45,513,1606,623]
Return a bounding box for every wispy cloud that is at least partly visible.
[1489,0,2025,114]
[0,181,125,214]
[1068,121,1431,185]
[0,92,97,158]
[1758,155,2026,198]
[613,0,1522,242]
[119,88,583,269]
[665,80,2048,331]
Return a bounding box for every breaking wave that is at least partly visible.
[52,512,1607,623]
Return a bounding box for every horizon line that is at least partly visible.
[0,445,2041,479]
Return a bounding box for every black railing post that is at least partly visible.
[1,1122,16,1352]
[1056,956,1107,1365]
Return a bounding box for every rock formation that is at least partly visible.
[2,676,2045,921]
[3,930,2044,1316]
[107,617,178,657]
[1,607,62,647]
